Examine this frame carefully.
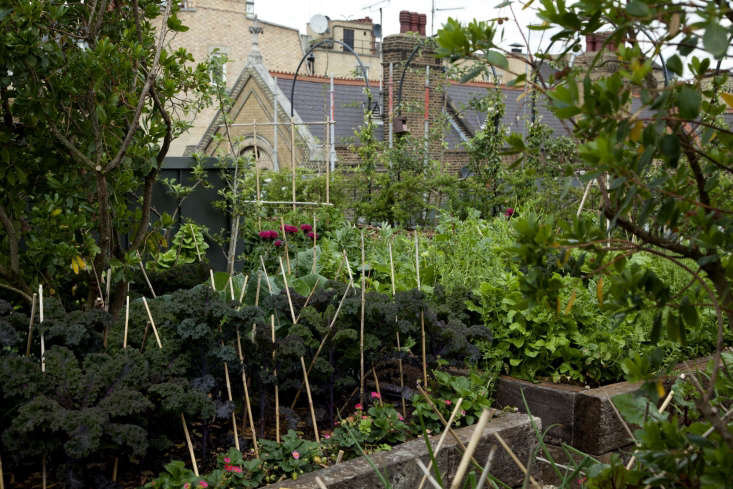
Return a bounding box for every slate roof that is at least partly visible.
[274,76,383,145]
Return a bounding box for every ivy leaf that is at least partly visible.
[485,50,509,70]
[665,54,683,77]
[677,85,700,120]
[626,0,651,17]
[167,14,190,33]
[703,22,728,58]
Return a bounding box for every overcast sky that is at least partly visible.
[255,0,546,52]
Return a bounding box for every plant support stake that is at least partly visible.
[360,230,366,407]
[271,314,280,443]
[301,356,320,442]
[39,284,45,373]
[25,292,36,357]
[141,297,162,349]
[181,413,199,476]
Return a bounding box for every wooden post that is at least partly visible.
[271,314,280,443]
[300,356,320,442]
[389,242,406,417]
[359,230,366,407]
[123,296,130,349]
[26,293,36,357]
[290,117,296,211]
[141,297,162,349]
[236,327,259,457]
[39,285,45,373]
[181,413,199,476]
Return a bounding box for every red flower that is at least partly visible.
[370,391,381,400]
[259,230,279,239]
[307,232,318,240]
[284,225,298,233]
[355,403,362,410]
[274,240,283,247]
[504,208,515,217]
[444,399,452,405]
[300,224,312,232]
[199,481,209,488]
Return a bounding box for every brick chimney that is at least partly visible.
[586,32,616,52]
[399,10,427,36]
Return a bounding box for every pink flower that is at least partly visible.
[355,403,362,410]
[199,482,209,488]
[398,415,404,421]
[224,464,233,472]
[274,240,283,247]
[461,410,466,416]
[258,230,279,239]
[504,208,515,217]
[362,415,368,419]
[307,231,318,240]
[284,225,298,233]
[370,391,381,400]
[322,432,331,439]
[224,457,231,464]
[184,484,190,489]
[292,451,300,460]
[300,224,312,232]
[444,399,452,405]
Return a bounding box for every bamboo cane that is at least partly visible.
[259,256,272,295]
[417,398,464,489]
[228,275,235,301]
[181,413,199,476]
[300,356,320,442]
[271,314,280,443]
[290,268,351,409]
[312,214,317,274]
[190,223,202,262]
[123,296,130,349]
[238,275,249,304]
[280,216,291,274]
[209,269,216,291]
[105,268,111,312]
[0,452,5,489]
[449,409,493,489]
[141,297,162,349]
[255,272,262,306]
[371,367,383,407]
[295,277,321,324]
[236,327,259,457]
[39,285,45,373]
[278,256,297,324]
[625,389,675,470]
[42,454,46,489]
[493,431,542,489]
[336,450,344,464]
[26,293,37,357]
[359,231,366,408]
[415,233,427,387]
[256,167,262,232]
[325,117,330,204]
[388,242,407,418]
[315,476,328,489]
[112,457,118,482]
[136,251,157,298]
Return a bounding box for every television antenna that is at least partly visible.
[362,0,390,11]
[431,0,464,36]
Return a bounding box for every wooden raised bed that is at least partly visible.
[261,411,539,489]
[494,355,713,456]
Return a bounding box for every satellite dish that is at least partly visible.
[310,14,329,35]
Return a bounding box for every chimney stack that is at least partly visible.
[398,10,427,36]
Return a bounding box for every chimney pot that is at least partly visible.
[418,14,426,35]
[399,10,410,33]
[410,12,419,32]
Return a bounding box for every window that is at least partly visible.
[342,28,354,50]
[208,47,228,85]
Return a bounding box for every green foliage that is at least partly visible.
[327,403,409,458]
[0,0,212,303]
[586,353,733,489]
[411,370,494,433]
[153,221,209,270]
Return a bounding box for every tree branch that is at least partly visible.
[50,124,97,169]
[0,203,20,275]
[102,0,172,173]
[680,129,711,207]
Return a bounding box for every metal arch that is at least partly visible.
[290,39,372,117]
